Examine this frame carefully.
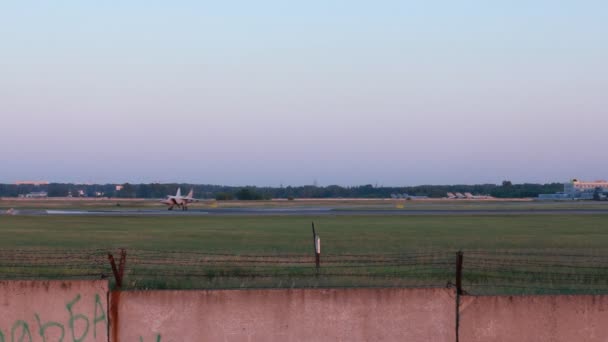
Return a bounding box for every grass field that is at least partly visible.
[2,212,608,293]
[1,214,608,252]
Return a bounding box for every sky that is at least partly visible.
[1,1,607,186]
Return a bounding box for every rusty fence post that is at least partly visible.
[108,249,127,289]
[455,250,464,342]
[456,251,464,295]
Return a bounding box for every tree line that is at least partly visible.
[0,181,564,199]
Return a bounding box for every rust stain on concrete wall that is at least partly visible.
[110,291,121,342]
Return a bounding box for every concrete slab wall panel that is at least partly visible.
[459,295,608,342]
[114,288,456,342]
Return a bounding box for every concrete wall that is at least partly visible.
[113,288,456,342]
[0,280,108,342]
[6,281,608,342]
[459,295,608,342]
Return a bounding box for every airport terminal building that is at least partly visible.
[539,179,608,200]
[565,179,608,194]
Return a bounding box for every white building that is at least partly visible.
[15,181,49,186]
[564,179,608,195]
[25,191,48,198]
[538,179,608,200]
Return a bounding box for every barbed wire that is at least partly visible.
[0,248,606,293]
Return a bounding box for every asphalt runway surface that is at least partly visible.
[6,207,608,216]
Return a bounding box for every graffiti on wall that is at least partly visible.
[0,293,107,342]
[138,334,162,342]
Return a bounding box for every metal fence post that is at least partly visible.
[312,222,321,273]
[455,250,464,342]
[315,236,321,269]
[108,249,127,289]
[456,251,463,295]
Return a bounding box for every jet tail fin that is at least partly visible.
[187,189,194,198]
[176,188,182,197]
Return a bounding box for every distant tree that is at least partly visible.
[235,188,264,200]
[48,184,70,197]
[215,192,234,201]
[0,181,566,199]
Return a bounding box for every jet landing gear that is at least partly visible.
[167,205,188,211]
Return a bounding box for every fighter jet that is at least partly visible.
[160,188,199,211]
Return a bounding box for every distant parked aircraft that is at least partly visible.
[446,192,456,199]
[464,192,494,199]
[455,192,466,199]
[160,188,199,211]
[391,193,429,200]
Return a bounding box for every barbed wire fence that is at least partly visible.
[1,248,608,294]
[123,249,455,290]
[462,250,608,295]
[0,248,109,279]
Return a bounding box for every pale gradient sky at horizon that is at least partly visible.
[1,1,607,186]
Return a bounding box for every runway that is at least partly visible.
[7,207,608,216]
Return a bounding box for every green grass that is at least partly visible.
[1,215,607,252]
[2,214,608,293]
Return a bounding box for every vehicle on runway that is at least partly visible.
[160,188,199,210]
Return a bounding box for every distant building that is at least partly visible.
[24,191,48,198]
[564,179,608,195]
[537,192,571,200]
[539,179,608,200]
[15,181,49,186]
